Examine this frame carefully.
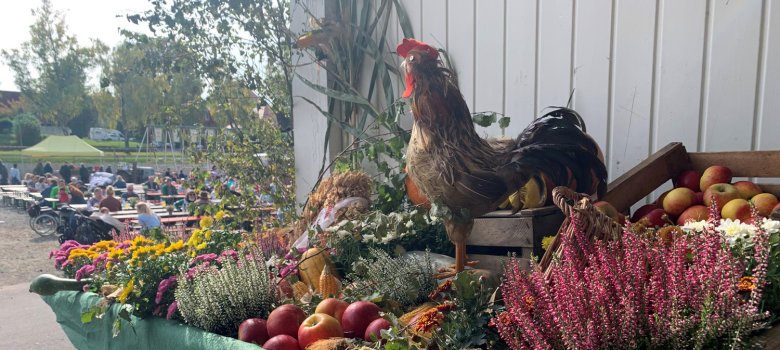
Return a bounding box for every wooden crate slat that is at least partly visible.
[600,142,691,213]
[469,255,531,274]
[688,151,780,177]
[760,184,780,197]
[469,218,535,247]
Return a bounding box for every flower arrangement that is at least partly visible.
[49,213,243,321]
[492,214,770,350]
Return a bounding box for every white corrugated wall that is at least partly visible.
[292,0,780,204]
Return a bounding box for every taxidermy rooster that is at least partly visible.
[397,38,607,273]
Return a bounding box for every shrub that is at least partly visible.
[13,113,41,146]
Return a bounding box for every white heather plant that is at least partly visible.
[348,248,436,308]
[174,248,278,336]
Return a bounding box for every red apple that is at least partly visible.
[631,204,661,223]
[643,208,670,227]
[700,165,733,194]
[703,183,740,213]
[298,313,343,349]
[364,317,392,341]
[267,304,307,338]
[341,301,381,339]
[673,170,702,192]
[693,192,705,205]
[677,205,709,225]
[721,199,752,222]
[315,298,349,323]
[752,193,779,218]
[238,318,270,345]
[662,187,697,216]
[263,334,299,350]
[733,181,763,199]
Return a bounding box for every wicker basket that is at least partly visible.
[539,186,623,277]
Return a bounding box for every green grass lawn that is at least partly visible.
[0,150,191,165]
[83,140,143,148]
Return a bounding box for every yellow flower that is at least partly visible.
[88,240,117,252]
[118,278,135,303]
[108,248,126,260]
[164,240,185,253]
[187,229,202,247]
[105,261,113,270]
[196,242,207,250]
[203,229,213,240]
[215,210,226,221]
[541,235,556,251]
[199,216,214,228]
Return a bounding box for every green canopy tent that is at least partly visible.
[21,135,104,157]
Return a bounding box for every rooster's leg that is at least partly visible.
[455,239,466,272]
[433,220,476,278]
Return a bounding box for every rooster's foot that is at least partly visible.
[433,260,479,279]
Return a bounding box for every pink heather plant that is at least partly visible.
[494,214,768,350]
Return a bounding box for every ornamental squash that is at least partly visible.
[298,247,336,290]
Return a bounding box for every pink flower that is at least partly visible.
[166,301,178,319]
[74,264,95,281]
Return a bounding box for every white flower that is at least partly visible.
[682,220,712,233]
[380,233,398,244]
[336,230,351,239]
[405,220,415,228]
[718,219,754,245]
[762,219,780,233]
[361,234,377,243]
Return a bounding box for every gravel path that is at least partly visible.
[0,205,73,349]
[0,206,61,286]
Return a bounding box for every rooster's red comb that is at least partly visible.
[396,38,439,59]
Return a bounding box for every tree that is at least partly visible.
[97,37,204,148]
[13,113,42,146]
[134,0,293,121]
[1,0,95,130]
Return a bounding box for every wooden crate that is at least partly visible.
[468,204,565,273]
[468,142,780,274]
[601,142,780,213]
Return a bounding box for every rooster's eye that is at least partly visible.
[408,56,415,62]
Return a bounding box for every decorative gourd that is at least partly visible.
[298,247,335,290]
[29,274,90,296]
[317,265,341,297]
[292,281,310,300]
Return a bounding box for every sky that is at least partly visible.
[0,0,153,91]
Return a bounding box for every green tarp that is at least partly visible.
[21,136,104,158]
[41,291,262,350]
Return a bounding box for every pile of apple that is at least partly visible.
[237,299,391,349]
[631,165,779,226]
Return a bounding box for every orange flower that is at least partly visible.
[414,307,445,333]
[428,280,452,300]
[738,276,757,292]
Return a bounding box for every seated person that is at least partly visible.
[87,188,104,209]
[121,184,140,201]
[56,179,69,206]
[143,176,160,191]
[68,184,87,204]
[40,178,57,200]
[113,175,127,189]
[189,191,212,214]
[136,202,161,232]
[160,178,178,205]
[99,186,122,212]
[174,190,197,211]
